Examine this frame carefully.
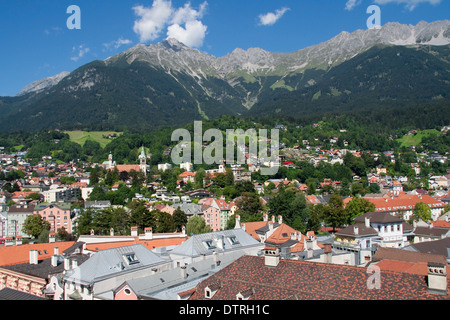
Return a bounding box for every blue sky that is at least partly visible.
[0,0,448,96]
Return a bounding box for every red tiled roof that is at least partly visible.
[114,165,141,173]
[84,237,187,252]
[242,221,268,240]
[0,242,76,267]
[367,194,445,212]
[189,255,450,300]
[433,220,450,229]
[179,172,196,178]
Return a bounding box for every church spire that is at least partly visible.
[139,146,146,159]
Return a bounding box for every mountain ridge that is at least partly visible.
[17,20,450,96]
[1,20,449,133]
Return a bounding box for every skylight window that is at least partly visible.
[227,236,240,245]
[123,253,139,265]
[203,240,216,249]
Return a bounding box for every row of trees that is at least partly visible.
[230,185,443,235]
[225,186,377,234]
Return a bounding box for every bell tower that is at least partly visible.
[139,146,147,176]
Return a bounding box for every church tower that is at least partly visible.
[139,146,147,176]
[108,152,115,170]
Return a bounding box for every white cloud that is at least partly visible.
[345,0,362,10]
[103,38,133,50]
[71,45,90,62]
[258,7,290,26]
[374,0,442,11]
[132,0,208,48]
[171,1,207,25]
[167,20,208,48]
[132,0,174,43]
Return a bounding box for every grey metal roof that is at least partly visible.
[126,249,248,300]
[169,229,261,258]
[403,237,450,257]
[172,203,202,216]
[63,244,167,285]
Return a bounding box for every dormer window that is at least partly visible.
[123,253,139,265]
[203,240,216,249]
[204,282,221,299]
[227,236,239,245]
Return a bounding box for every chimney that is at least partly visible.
[110,228,114,236]
[181,265,187,279]
[271,215,275,223]
[90,229,95,235]
[263,214,268,222]
[354,226,359,235]
[131,226,138,237]
[268,221,274,232]
[264,247,280,268]
[213,251,220,266]
[182,225,186,235]
[54,247,59,255]
[427,263,448,295]
[305,238,314,259]
[15,236,22,246]
[64,257,71,271]
[49,232,56,243]
[51,255,58,267]
[278,215,283,225]
[5,237,13,247]
[324,243,332,264]
[144,227,153,240]
[216,236,224,250]
[29,250,38,265]
[234,215,241,229]
[365,217,371,228]
[72,259,78,269]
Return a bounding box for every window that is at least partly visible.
[124,288,131,295]
[228,236,240,245]
[203,240,215,249]
[123,253,139,265]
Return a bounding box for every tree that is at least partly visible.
[88,186,107,201]
[194,168,206,188]
[109,207,131,235]
[22,214,50,239]
[129,202,151,231]
[369,183,381,194]
[268,188,311,232]
[88,166,101,186]
[105,168,119,187]
[83,140,102,156]
[26,193,42,201]
[412,202,432,222]
[173,208,188,232]
[92,209,113,235]
[345,197,375,224]
[235,192,263,221]
[186,216,211,235]
[308,204,325,233]
[37,229,50,243]
[155,211,175,233]
[56,227,69,241]
[60,176,76,185]
[323,194,347,232]
[76,209,94,235]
